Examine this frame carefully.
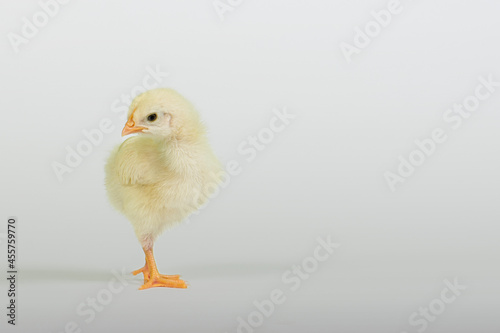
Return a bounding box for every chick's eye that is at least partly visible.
[147,113,157,122]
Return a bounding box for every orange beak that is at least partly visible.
[122,109,146,136]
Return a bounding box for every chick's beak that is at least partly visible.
[121,116,146,136]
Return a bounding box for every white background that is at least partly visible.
[1,1,499,332]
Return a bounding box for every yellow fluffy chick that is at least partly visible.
[105,88,221,290]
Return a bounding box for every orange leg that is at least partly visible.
[132,247,187,290]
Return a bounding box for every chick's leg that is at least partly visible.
[136,247,187,290]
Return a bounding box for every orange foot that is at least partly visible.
[139,274,187,290]
[132,247,188,290]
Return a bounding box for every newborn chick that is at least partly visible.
[105,88,221,290]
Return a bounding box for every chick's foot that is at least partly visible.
[140,275,187,290]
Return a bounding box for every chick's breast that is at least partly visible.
[105,136,221,240]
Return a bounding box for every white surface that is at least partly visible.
[0,1,499,332]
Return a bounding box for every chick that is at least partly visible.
[105,88,221,290]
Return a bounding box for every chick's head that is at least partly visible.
[122,88,203,140]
